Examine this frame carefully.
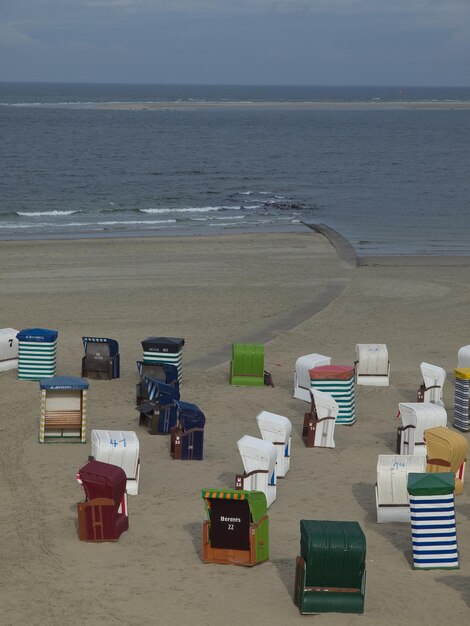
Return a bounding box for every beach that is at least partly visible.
[1,230,469,625]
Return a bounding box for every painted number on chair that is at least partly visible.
[109,438,127,448]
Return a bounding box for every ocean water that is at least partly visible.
[1,82,470,255]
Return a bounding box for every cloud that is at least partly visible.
[0,22,41,47]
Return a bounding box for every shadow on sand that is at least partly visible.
[352,482,413,566]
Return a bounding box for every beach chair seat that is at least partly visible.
[39,376,88,443]
[136,378,180,434]
[201,489,269,566]
[135,361,179,405]
[294,520,366,614]
[354,344,390,386]
[230,343,266,386]
[81,337,120,380]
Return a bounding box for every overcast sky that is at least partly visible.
[1,0,470,85]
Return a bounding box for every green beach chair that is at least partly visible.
[230,343,265,386]
[294,520,366,614]
[201,488,269,566]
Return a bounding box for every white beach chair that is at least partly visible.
[418,362,446,407]
[256,411,292,478]
[355,343,390,386]
[236,435,277,508]
[294,353,331,402]
[457,345,470,369]
[302,389,338,448]
[91,430,141,495]
[0,328,19,372]
[397,402,447,456]
[375,454,426,523]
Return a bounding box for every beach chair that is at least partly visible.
[396,402,447,456]
[0,328,19,372]
[425,426,468,495]
[141,336,184,385]
[294,520,366,614]
[170,400,205,460]
[135,360,179,405]
[454,367,470,432]
[81,337,120,380]
[201,489,269,566]
[407,472,459,570]
[136,378,180,434]
[302,389,337,448]
[17,328,58,380]
[354,344,390,386]
[235,435,277,508]
[256,411,292,478]
[417,362,446,406]
[375,454,426,523]
[91,430,140,495]
[309,365,356,425]
[76,460,129,542]
[457,345,470,369]
[39,376,88,443]
[294,353,331,401]
[230,343,266,386]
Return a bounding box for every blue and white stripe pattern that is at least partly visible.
[142,350,183,384]
[409,493,459,570]
[454,376,470,432]
[310,377,355,425]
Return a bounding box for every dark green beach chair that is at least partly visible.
[294,520,366,614]
[230,343,265,386]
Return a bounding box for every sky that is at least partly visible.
[1,0,470,86]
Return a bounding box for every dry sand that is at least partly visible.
[0,230,469,625]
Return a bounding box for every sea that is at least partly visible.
[1,82,470,255]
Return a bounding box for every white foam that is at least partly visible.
[140,206,240,214]
[17,210,78,217]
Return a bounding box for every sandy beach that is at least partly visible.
[1,229,469,625]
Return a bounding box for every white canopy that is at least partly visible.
[398,402,447,455]
[312,389,339,420]
[420,362,446,406]
[237,435,277,475]
[377,454,426,505]
[91,430,140,494]
[256,411,292,478]
[0,328,19,362]
[256,411,292,443]
[458,345,470,369]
